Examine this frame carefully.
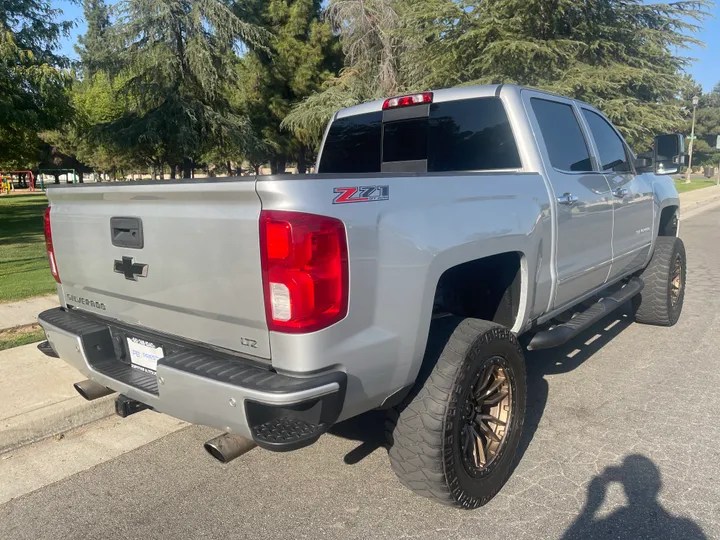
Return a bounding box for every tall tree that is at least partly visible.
[283,0,403,144]
[238,0,340,173]
[399,0,710,149]
[75,0,112,79]
[105,0,268,178]
[286,0,710,151]
[692,83,720,168]
[0,0,73,168]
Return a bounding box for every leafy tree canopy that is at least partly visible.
[103,0,268,177]
[0,0,73,167]
[287,0,711,150]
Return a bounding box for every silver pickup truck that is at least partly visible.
[38,84,686,509]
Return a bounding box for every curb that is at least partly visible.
[680,186,720,221]
[0,394,115,455]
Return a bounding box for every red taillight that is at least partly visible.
[382,92,433,110]
[43,206,61,283]
[260,210,348,333]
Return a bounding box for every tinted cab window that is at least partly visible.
[530,98,593,172]
[318,97,521,173]
[582,110,632,172]
[318,112,382,173]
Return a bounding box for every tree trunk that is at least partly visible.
[151,166,157,181]
[78,171,84,183]
[297,146,307,174]
[182,157,192,179]
[170,164,177,179]
[226,161,233,176]
[53,174,60,184]
[270,156,287,175]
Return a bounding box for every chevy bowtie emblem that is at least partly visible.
[114,256,149,281]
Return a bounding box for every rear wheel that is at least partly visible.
[386,317,526,509]
[632,236,686,326]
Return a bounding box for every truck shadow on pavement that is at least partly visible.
[518,310,636,467]
[332,309,640,467]
[331,309,707,537]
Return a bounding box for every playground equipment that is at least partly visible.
[0,170,36,191]
[0,176,12,194]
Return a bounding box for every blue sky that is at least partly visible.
[52,0,719,92]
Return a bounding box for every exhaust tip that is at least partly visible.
[73,382,91,401]
[204,441,230,463]
[73,379,115,401]
[204,434,257,464]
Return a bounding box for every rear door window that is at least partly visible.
[530,98,593,172]
[319,97,521,173]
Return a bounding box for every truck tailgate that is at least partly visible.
[47,180,270,359]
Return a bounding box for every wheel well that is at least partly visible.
[658,206,679,237]
[433,252,522,328]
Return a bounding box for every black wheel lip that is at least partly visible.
[457,354,518,479]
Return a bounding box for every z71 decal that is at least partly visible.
[333,185,389,204]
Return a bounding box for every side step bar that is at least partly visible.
[528,277,643,351]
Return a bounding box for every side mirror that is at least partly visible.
[653,134,685,175]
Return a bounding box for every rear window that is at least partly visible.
[318,97,521,173]
[318,112,382,173]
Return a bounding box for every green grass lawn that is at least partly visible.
[674,177,718,194]
[0,193,56,303]
[0,324,45,351]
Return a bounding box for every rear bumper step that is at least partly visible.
[528,277,643,350]
[37,307,346,451]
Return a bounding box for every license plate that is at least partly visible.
[127,337,164,374]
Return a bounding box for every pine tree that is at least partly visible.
[239,0,339,172]
[105,0,268,177]
[400,0,710,148]
[287,0,710,151]
[75,0,112,79]
[282,0,404,144]
[0,0,73,167]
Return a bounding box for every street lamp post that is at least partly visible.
[685,95,699,184]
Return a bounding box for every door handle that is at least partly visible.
[557,193,579,206]
[613,188,629,198]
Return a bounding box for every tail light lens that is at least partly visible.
[260,210,348,333]
[43,206,61,283]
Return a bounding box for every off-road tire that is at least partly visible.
[385,317,526,509]
[632,236,686,326]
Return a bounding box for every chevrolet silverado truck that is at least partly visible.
[37,84,686,509]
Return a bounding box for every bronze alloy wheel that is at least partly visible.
[670,254,683,307]
[460,357,514,476]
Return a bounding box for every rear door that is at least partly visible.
[580,108,654,280]
[525,93,614,309]
[47,179,270,359]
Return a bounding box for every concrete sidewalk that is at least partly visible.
[0,343,114,454]
[679,184,720,220]
[0,295,58,331]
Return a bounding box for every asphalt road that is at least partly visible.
[3,206,720,540]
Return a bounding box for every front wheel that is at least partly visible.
[386,317,526,509]
[632,236,686,326]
